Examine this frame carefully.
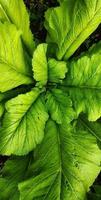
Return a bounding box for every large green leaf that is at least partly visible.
[63,42,101,121]
[32,44,67,87]
[0,88,48,155]
[0,0,34,55]
[45,0,101,60]
[19,119,101,200]
[0,22,33,92]
[0,155,32,200]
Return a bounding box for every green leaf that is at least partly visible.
[79,116,101,148]
[32,44,67,86]
[0,155,32,200]
[66,88,101,122]
[46,88,75,124]
[32,44,48,87]
[0,22,33,92]
[0,86,32,117]
[19,119,101,200]
[0,88,48,155]
[63,42,101,121]
[48,58,67,83]
[45,0,101,60]
[0,0,34,55]
[65,42,101,88]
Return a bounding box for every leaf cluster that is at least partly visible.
[0,0,101,199]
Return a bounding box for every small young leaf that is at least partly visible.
[48,58,67,83]
[46,88,75,124]
[32,43,67,87]
[32,44,48,87]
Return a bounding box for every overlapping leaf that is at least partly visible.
[45,0,101,60]
[0,86,33,117]
[0,1,100,200]
[0,90,21,117]
[32,43,67,87]
[0,22,33,92]
[46,88,75,124]
[0,117,100,200]
[18,119,101,200]
[48,58,68,83]
[63,42,101,121]
[0,88,48,155]
[79,117,101,148]
[0,0,34,54]
[0,155,32,200]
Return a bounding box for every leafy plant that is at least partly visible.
[0,0,101,199]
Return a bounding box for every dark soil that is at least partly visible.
[25,0,59,42]
[0,156,8,169]
[73,24,101,57]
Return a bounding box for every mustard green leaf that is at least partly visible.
[48,58,67,83]
[19,119,101,200]
[0,0,34,55]
[79,116,101,148]
[45,0,101,60]
[63,42,101,121]
[65,42,101,88]
[0,86,32,117]
[32,44,48,87]
[64,88,101,122]
[46,88,75,124]
[0,22,33,92]
[0,88,48,155]
[32,44,68,87]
